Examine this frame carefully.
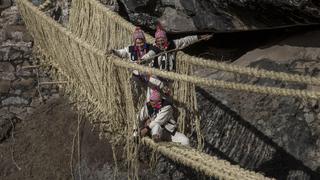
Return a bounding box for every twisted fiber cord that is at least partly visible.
[19,0,128,143]
[142,138,273,180]
[174,52,204,149]
[19,1,139,179]
[38,50,132,165]
[183,55,320,85]
[115,67,140,180]
[39,0,51,10]
[36,48,125,140]
[35,45,125,144]
[114,60,320,99]
[34,47,117,137]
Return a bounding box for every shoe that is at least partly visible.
[152,134,160,142]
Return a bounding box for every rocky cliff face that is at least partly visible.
[195,30,320,179]
[118,0,320,32]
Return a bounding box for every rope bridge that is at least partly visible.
[16,0,320,179]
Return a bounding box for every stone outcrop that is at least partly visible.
[118,0,320,32]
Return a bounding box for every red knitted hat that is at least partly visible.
[155,24,167,40]
[132,27,146,42]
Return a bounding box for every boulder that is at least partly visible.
[0,80,11,94]
[2,96,30,106]
[0,62,15,80]
[0,0,13,14]
[0,108,14,142]
[12,78,35,89]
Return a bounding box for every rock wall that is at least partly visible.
[0,5,51,143]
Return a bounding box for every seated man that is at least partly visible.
[139,89,189,146]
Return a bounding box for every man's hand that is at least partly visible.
[161,86,171,96]
[105,49,115,55]
[145,119,151,126]
[140,127,149,137]
[199,34,213,41]
[152,134,160,142]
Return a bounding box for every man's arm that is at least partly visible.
[173,34,212,49]
[148,76,164,90]
[139,105,151,137]
[139,104,150,122]
[141,49,156,61]
[112,47,130,58]
[173,35,199,49]
[148,105,173,128]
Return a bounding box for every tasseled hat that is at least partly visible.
[150,88,161,102]
[132,27,146,42]
[155,23,167,40]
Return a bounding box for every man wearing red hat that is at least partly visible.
[139,88,189,146]
[151,24,211,72]
[112,27,155,65]
[112,27,167,102]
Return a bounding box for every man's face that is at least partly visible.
[155,37,167,50]
[135,38,145,49]
[149,99,160,108]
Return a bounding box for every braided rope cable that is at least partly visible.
[142,137,273,180]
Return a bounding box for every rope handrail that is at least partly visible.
[142,137,272,180]
[113,58,320,99]
[179,57,320,86]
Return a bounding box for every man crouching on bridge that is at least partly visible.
[139,88,189,146]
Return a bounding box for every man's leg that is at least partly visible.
[171,132,190,146]
[151,123,163,142]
